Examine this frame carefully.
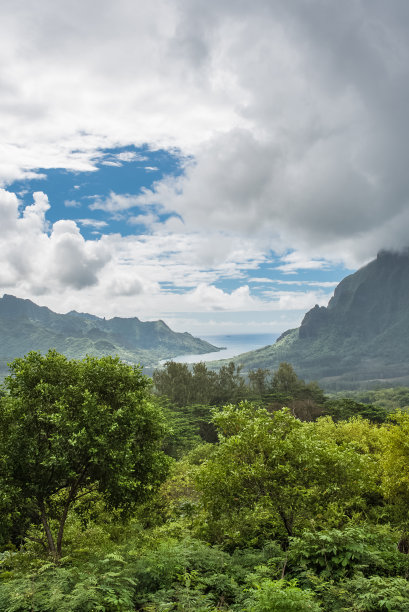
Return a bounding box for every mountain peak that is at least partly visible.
[221,250,409,389]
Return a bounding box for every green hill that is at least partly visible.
[0,294,220,377]
[214,250,409,389]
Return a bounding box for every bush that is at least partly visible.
[243,578,321,611]
[288,525,409,581]
[0,554,136,611]
[319,575,409,611]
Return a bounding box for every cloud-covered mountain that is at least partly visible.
[219,250,409,389]
[0,294,220,377]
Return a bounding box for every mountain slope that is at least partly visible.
[216,250,409,388]
[0,294,220,376]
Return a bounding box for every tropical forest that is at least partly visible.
[2,350,409,611]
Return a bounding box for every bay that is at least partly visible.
[165,333,279,364]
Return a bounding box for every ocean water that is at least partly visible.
[168,333,279,364]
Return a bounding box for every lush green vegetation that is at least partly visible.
[0,294,220,378]
[3,353,409,610]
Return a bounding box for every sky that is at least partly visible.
[1,0,408,336]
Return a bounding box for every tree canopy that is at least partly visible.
[0,350,170,560]
[197,403,376,547]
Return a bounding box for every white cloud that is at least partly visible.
[0,188,20,232]
[25,0,400,268]
[275,253,333,274]
[127,213,159,228]
[262,289,333,311]
[77,218,109,229]
[0,0,241,185]
[116,151,147,162]
[249,277,339,288]
[0,190,110,293]
[49,222,110,289]
[101,160,122,167]
[186,284,256,311]
[106,274,149,297]
[89,192,146,212]
[274,280,339,288]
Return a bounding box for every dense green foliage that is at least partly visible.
[153,361,247,407]
[197,404,375,547]
[0,351,170,560]
[3,353,409,610]
[331,386,409,411]
[154,361,329,458]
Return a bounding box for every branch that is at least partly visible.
[25,535,47,550]
[74,486,98,501]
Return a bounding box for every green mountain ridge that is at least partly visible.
[0,294,220,376]
[214,250,409,389]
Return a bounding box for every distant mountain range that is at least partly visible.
[216,250,409,389]
[0,294,220,377]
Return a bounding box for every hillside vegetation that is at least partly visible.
[0,294,220,377]
[214,250,409,389]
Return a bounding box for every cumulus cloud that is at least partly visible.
[0,190,110,293]
[187,284,256,311]
[49,221,109,289]
[105,274,147,297]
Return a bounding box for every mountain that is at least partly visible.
[215,250,409,389]
[0,294,220,377]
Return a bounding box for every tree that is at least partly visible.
[271,362,301,396]
[191,362,218,404]
[248,368,270,397]
[214,362,247,404]
[153,360,247,407]
[378,410,409,552]
[153,361,194,406]
[0,350,170,560]
[197,403,373,547]
[323,398,388,423]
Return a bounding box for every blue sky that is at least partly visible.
[0,1,408,336]
[9,146,184,240]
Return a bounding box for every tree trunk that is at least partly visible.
[39,501,57,561]
[56,501,70,559]
[279,509,293,537]
[56,467,88,558]
[398,532,409,554]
